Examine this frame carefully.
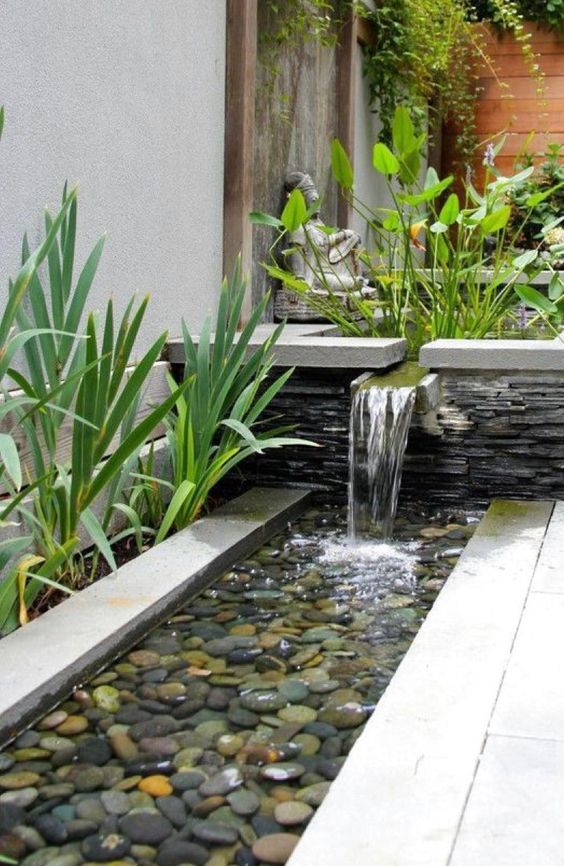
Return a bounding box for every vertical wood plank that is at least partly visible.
[336,9,358,228]
[223,0,258,321]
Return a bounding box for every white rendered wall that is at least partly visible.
[352,45,428,246]
[352,45,390,245]
[0,0,226,353]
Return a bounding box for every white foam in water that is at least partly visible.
[319,537,419,593]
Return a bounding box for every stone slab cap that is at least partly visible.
[419,338,564,370]
[167,323,407,370]
[0,487,310,746]
[287,499,554,866]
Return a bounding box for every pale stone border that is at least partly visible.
[167,324,407,370]
[0,487,310,746]
[288,499,555,866]
[420,337,564,370]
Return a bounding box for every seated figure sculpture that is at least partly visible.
[281,171,374,303]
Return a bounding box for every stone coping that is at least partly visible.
[288,499,558,866]
[167,324,406,370]
[0,487,310,747]
[419,337,564,370]
[415,267,556,286]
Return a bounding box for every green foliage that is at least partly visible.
[0,185,186,630]
[359,0,481,158]
[358,0,543,162]
[471,0,564,31]
[137,259,316,539]
[258,106,564,356]
[508,144,564,248]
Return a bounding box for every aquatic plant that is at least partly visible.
[256,106,564,355]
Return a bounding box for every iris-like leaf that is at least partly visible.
[439,194,460,226]
[249,212,284,228]
[392,105,416,156]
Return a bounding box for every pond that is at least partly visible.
[0,504,479,866]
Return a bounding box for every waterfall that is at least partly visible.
[348,384,416,540]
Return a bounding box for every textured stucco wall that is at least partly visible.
[352,46,391,246]
[352,50,428,249]
[0,0,226,353]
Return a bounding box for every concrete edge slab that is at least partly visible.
[419,339,564,371]
[287,499,553,866]
[0,487,310,746]
[167,326,407,369]
[530,500,564,594]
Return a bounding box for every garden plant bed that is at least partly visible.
[0,502,475,865]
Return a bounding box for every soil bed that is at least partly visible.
[0,504,478,866]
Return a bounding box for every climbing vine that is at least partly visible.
[357,0,545,160]
[257,0,547,161]
[472,0,564,32]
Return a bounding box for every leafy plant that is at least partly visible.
[471,0,564,31]
[358,0,544,163]
[256,106,564,356]
[139,259,316,539]
[508,144,564,249]
[0,110,92,633]
[15,293,186,593]
[0,187,189,628]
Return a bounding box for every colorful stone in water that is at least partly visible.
[240,690,287,713]
[0,771,40,790]
[274,800,314,825]
[55,715,89,736]
[138,775,173,797]
[260,763,305,782]
[252,832,300,864]
[277,705,317,725]
[92,685,120,713]
[242,743,301,766]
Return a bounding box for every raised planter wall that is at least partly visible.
[246,361,564,509]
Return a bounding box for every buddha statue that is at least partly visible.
[282,171,372,297]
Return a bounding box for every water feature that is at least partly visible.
[348,383,416,540]
[0,504,477,866]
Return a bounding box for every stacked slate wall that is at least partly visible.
[248,367,564,508]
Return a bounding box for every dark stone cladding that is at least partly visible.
[403,369,564,507]
[241,366,564,510]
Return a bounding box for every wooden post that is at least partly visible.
[223,0,257,321]
[336,9,358,228]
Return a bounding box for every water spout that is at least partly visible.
[348,383,415,540]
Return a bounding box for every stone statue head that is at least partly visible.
[284,171,320,213]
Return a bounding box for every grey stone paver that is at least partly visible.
[287,500,553,866]
[449,499,564,864]
[449,736,564,866]
[531,500,564,594]
[489,593,564,741]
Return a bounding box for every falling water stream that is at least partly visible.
[348,384,416,540]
